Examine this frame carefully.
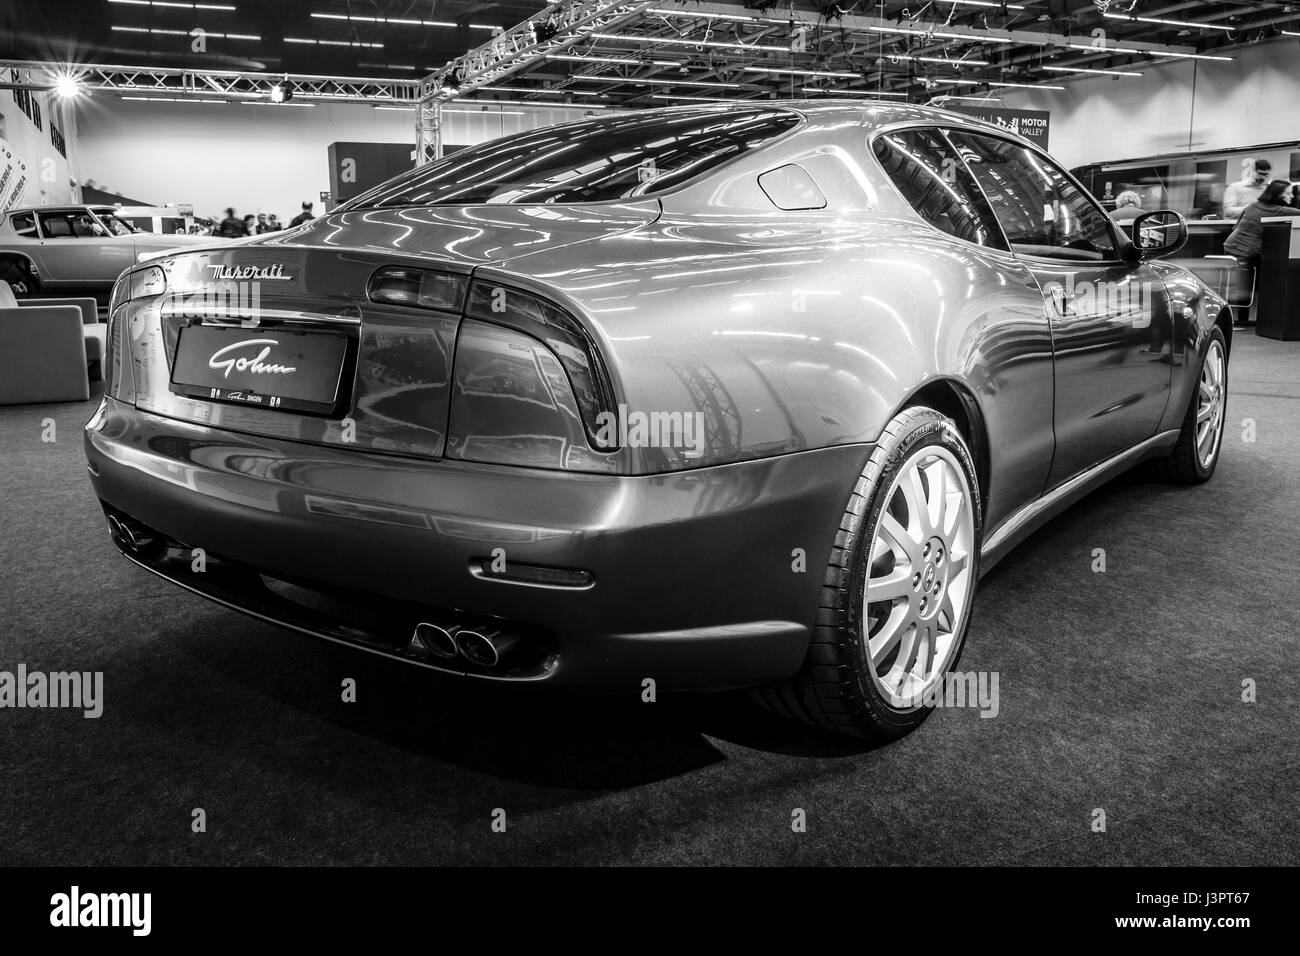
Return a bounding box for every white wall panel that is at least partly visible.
[73,97,604,222]
[997,37,1300,169]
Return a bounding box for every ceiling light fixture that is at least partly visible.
[648,93,738,103]
[1102,12,1234,32]
[443,107,526,115]
[870,26,1014,44]
[1041,65,1143,77]
[1065,44,1232,61]
[109,1,237,9]
[746,66,858,79]
[309,12,495,30]
[120,95,229,103]
[987,80,1066,89]
[800,87,909,97]
[569,76,748,88]
[284,37,384,47]
[893,54,991,66]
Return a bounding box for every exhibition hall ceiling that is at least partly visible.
[0,0,1298,105]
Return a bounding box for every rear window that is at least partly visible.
[344,108,801,208]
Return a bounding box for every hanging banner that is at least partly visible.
[0,138,30,211]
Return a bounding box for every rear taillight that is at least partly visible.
[463,280,617,450]
[106,265,166,399]
[368,266,467,312]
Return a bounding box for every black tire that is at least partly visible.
[1153,327,1227,485]
[754,406,983,739]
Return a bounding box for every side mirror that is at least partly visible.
[1129,210,1188,260]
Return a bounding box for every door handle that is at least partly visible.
[1045,284,1076,318]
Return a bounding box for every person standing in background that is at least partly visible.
[256,213,271,234]
[1223,158,1272,219]
[242,214,257,236]
[218,208,243,238]
[268,214,282,230]
[289,201,315,228]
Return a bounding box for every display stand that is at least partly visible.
[1257,217,1300,340]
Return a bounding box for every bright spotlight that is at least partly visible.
[269,84,285,103]
[54,74,82,99]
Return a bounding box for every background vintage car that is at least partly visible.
[0,203,219,296]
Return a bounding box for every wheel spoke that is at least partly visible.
[948,549,969,578]
[917,623,935,679]
[880,512,920,564]
[901,467,928,537]
[942,479,964,537]
[868,564,913,602]
[868,605,909,666]
[923,460,945,533]
[874,622,913,678]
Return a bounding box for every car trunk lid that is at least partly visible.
[117,202,657,460]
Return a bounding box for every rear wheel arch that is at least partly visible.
[900,379,990,520]
[1214,306,1233,358]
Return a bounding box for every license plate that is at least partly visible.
[170,325,349,415]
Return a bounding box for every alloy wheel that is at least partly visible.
[863,445,976,710]
[1196,339,1226,469]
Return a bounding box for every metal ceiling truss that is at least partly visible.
[0,60,420,104]
[415,0,659,161]
[412,0,1300,120]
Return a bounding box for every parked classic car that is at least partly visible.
[0,204,219,296]
[85,103,1230,739]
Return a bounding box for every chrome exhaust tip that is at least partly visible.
[108,514,160,555]
[407,622,458,660]
[453,627,519,668]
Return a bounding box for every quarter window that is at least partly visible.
[946,131,1117,261]
[10,212,37,237]
[872,127,1007,250]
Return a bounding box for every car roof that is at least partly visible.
[494,99,1033,149]
[6,204,106,215]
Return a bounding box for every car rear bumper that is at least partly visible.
[85,397,872,691]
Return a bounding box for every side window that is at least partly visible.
[10,212,37,237]
[947,131,1118,261]
[871,127,1007,250]
[38,212,102,238]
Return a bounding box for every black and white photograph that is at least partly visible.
[0,0,1296,925]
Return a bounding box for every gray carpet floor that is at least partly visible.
[1,329,1297,866]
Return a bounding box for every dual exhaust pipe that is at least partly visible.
[107,514,161,556]
[104,512,519,669]
[407,621,519,668]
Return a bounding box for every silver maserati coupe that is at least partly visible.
[85,102,1230,739]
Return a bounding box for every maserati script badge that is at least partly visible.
[205,264,293,281]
